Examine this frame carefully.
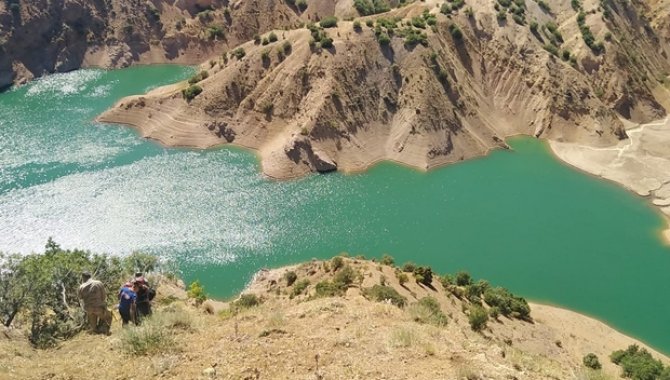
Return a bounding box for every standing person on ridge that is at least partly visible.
[117,281,137,327]
[134,272,155,323]
[77,271,112,334]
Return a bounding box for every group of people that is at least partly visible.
[77,271,155,334]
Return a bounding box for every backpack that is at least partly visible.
[147,287,156,301]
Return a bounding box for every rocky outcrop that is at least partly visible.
[98,0,670,178]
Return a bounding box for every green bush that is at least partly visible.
[331,256,345,271]
[206,26,224,40]
[455,271,472,286]
[409,297,448,326]
[537,0,551,12]
[483,286,531,320]
[187,280,207,304]
[411,16,426,29]
[234,294,260,309]
[182,85,203,101]
[268,32,278,42]
[363,285,406,307]
[396,271,409,285]
[377,32,391,45]
[320,16,338,28]
[296,0,308,11]
[315,280,344,297]
[333,265,358,287]
[439,274,454,288]
[353,20,362,31]
[320,37,334,48]
[583,353,602,369]
[354,0,390,16]
[188,70,209,84]
[468,305,489,332]
[610,345,666,380]
[448,24,463,39]
[283,271,298,286]
[232,48,246,59]
[401,262,417,273]
[413,266,433,286]
[291,279,310,297]
[380,254,395,266]
[282,40,292,54]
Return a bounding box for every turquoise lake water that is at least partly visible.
[1,66,669,354]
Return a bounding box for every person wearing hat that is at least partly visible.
[117,281,137,326]
[77,271,112,334]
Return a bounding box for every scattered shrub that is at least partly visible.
[234,294,260,309]
[333,265,358,287]
[182,85,203,101]
[455,271,472,286]
[320,37,334,48]
[282,40,292,54]
[537,0,551,12]
[231,48,246,59]
[291,279,310,297]
[583,353,602,369]
[187,280,207,304]
[120,316,175,355]
[331,256,345,271]
[396,271,409,286]
[610,345,667,380]
[439,274,454,288]
[363,285,406,307]
[188,70,209,84]
[320,16,338,28]
[409,297,448,326]
[380,254,395,266]
[468,305,489,331]
[448,24,463,39]
[413,266,433,286]
[402,262,417,273]
[315,280,344,297]
[296,0,308,11]
[283,271,297,286]
[483,286,531,320]
[354,0,390,16]
[268,31,278,42]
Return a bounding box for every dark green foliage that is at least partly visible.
[529,21,538,33]
[315,281,344,297]
[291,279,310,297]
[496,9,507,21]
[440,3,452,14]
[537,0,551,12]
[448,24,463,39]
[468,305,489,331]
[320,16,338,28]
[413,266,433,286]
[396,271,409,285]
[363,285,407,307]
[331,256,345,271]
[268,32,278,42]
[377,32,392,45]
[401,262,417,273]
[354,0,390,16]
[333,265,358,287]
[465,280,489,303]
[483,286,531,320]
[353,20,362,31]
[583,353,602,369]
[0,240,159,348]
[380,254,395,266]
[283,271,297,286]
[576,12,603,54]
[455,271,472,286]
[234,294,260,309]
[296,0,308,11]
[188,70,209,84]
[571,0,582,11]
[543,43,559,56]
[610,345,667,380]
[411,16,426,29]
[231,47,246,59]
[562,49,571,61]
[182,85,203,101]
[282,40,292,54]
[206,26,224,40]
[253,34,261,44]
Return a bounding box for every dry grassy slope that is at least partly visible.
[0,0,306,88]
[2,257,668,380]
[98,0,670,178]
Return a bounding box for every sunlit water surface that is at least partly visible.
[1,67,669,353]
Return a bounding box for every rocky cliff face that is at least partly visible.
[0,0,302,89]
[98,0,670,178]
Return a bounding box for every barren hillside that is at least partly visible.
[97,0,670,178]
[2,257,668,379]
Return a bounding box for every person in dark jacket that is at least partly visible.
[117,282,137,326]
[134,274,154,323]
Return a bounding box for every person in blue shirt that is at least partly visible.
[117,281,137,326]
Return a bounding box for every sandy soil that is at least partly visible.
[550,116,670,243]
[3,258,669,380]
